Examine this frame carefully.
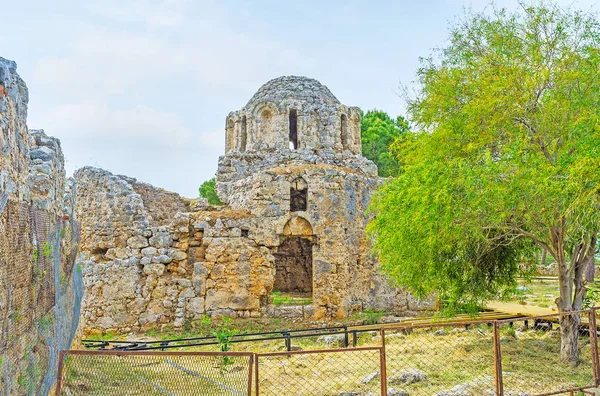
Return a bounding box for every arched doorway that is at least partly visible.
[273,217,315,304]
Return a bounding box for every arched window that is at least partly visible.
[289,109,298,150]
[290,177,307,212]
[341,114,349,150]
[240,115,247,152]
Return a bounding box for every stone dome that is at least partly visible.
[244,76,340,110]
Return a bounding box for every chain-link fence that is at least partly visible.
[496,310,596,395]
[58,309,600,395]
[382,322,497,395]
[254,347,384,395]
[0,194,82,394]
[57,351,254,395]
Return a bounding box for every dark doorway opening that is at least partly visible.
[273,237,313,295]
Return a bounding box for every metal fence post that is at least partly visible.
[283,332,291,353]
[589,308,600,387]
[248,354,254,396]
[254,354,259,396]
[343,326,349,348]
[380,328,388,396]
[55,350,66,396]
[493,321,504,396]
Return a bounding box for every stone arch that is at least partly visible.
[248,102,278,150]
[282,216,313,236]
[274,216,315,295]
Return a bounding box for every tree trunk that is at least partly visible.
[559,312,581,366]
[541,249,547,267]
[555,234,597,365]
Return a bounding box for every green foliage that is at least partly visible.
[271,291,312,306]
[368,2,600,315]
[584,282,600,309]
[42,241,53,258]
[360,309,384,325]
[361,110,410,177]
[212,317,238,373]
[31,246,38,263]
[199,178,223,205]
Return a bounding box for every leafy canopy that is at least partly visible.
[361,110,410,177]
[368,2,600,312]
[199,178,223,205]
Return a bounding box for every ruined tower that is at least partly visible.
[216,76,393,319]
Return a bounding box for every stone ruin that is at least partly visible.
[75,76,425,335]
[0,57,81,394]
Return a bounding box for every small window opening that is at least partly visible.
[290,178,307,212]
[240,116,247,152]
[241,229,249,237]
[341,114,349,150]
[289,109,298,150]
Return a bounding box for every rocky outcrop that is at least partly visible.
[0,57,81,395]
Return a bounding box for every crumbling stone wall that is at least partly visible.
[75,168,275,334]
[0,57,81,395]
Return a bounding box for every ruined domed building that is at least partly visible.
[75,77,421,334]
[216,76,388,318]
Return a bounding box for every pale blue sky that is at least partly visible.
[0,0,596,197]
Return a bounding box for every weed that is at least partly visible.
[42,241,53,258]
[360,310,384,325]
[212,317,238,373]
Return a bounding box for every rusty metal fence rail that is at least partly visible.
[56,308,600,395]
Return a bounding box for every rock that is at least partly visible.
[317,334,346,346]
[434,329,447,336]
[141,247,158,257]
[389,368,427,385]
[152,255,172,264]
[149,232,173,248]
[127,235,149,249]
[143,264,165,276]
[387,389,409,396]
[361,371,379,384]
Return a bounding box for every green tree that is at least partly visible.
[368,2,600,364]
[361,110,410,177]
[199,178,223,205]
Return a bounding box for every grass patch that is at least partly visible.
[271,291,312,306]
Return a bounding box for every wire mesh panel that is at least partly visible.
[255,347,383,395]
[57,350,254,395]
[383,322,497,395]
[497,311,596,395]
